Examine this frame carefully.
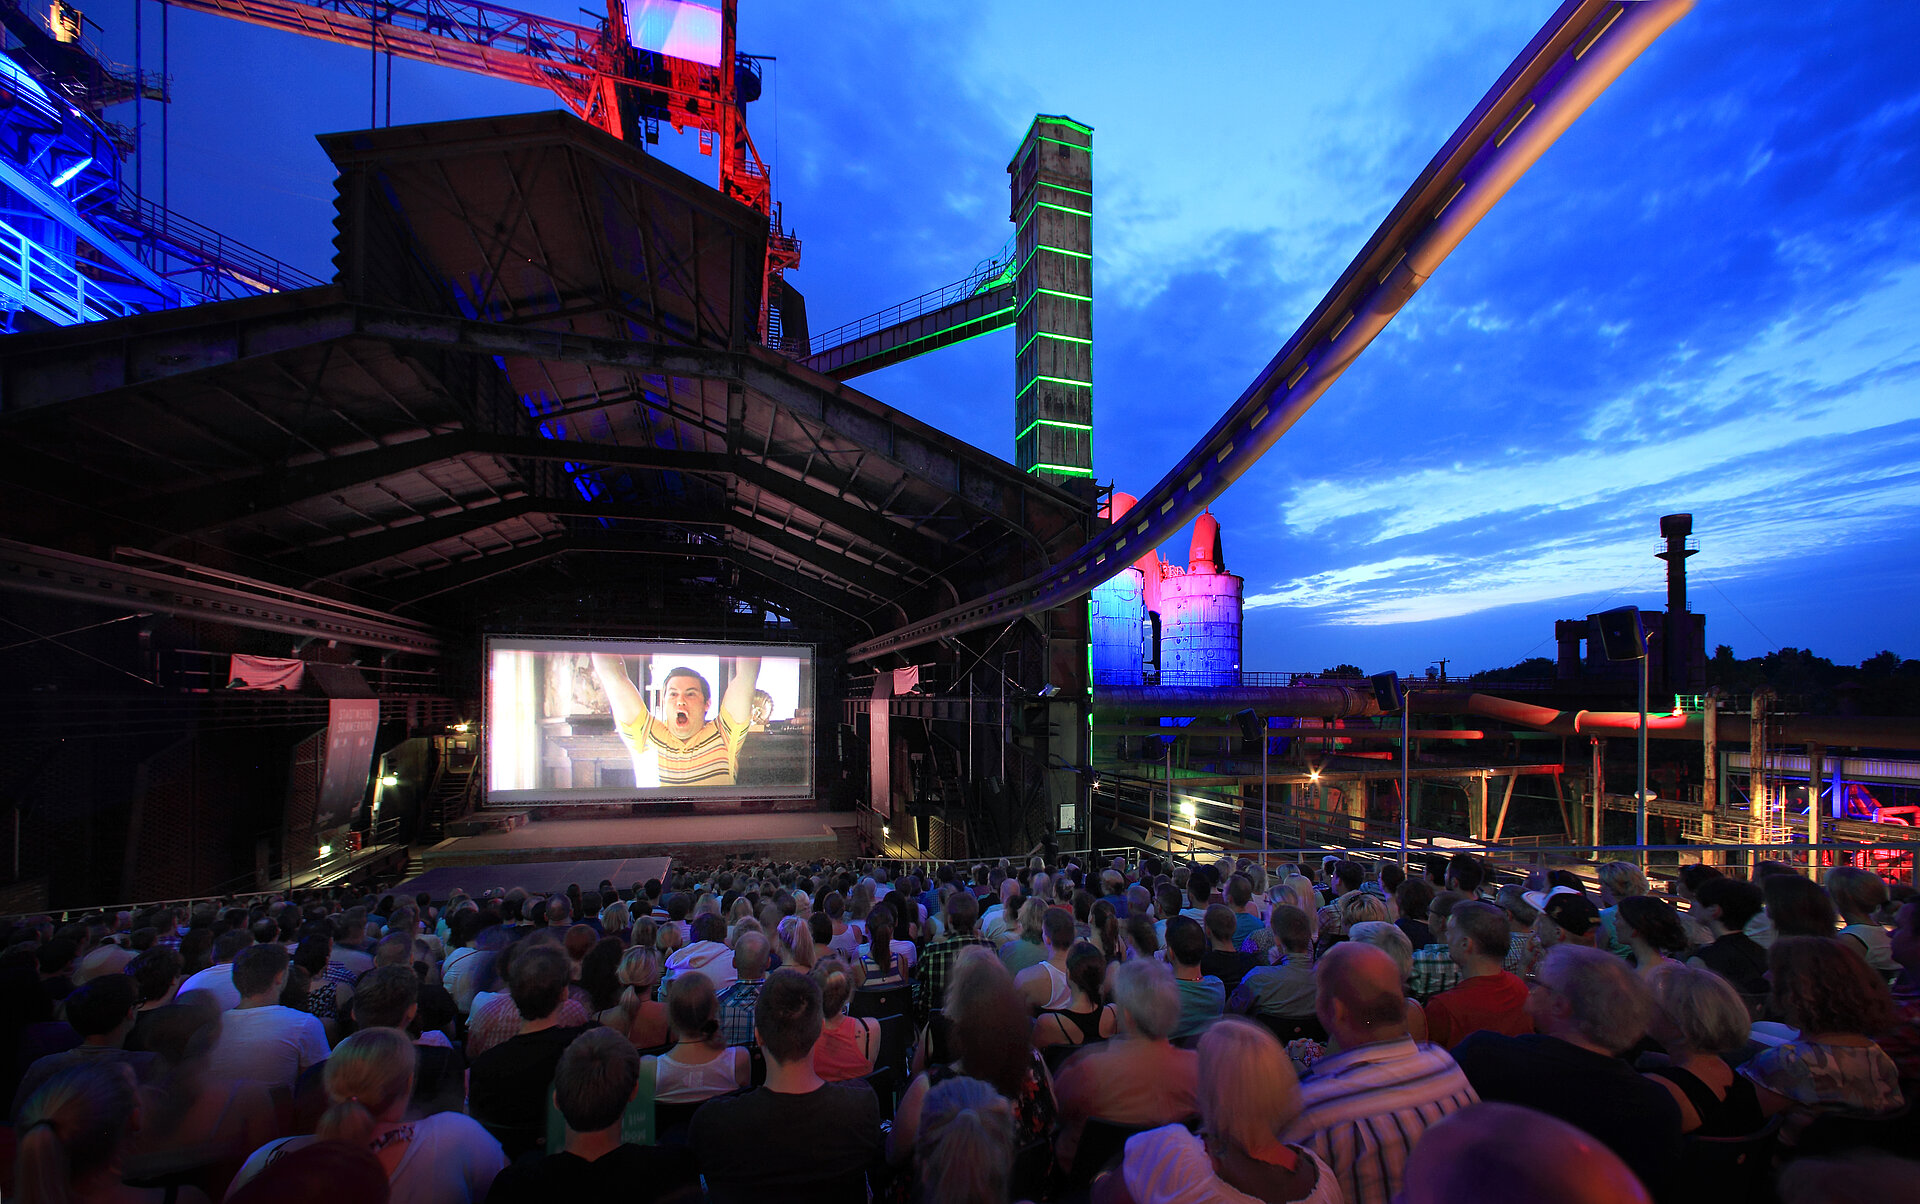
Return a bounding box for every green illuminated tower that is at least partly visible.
[1010,115,1092,482]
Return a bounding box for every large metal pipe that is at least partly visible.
[1093,684,1377,720]
[847,0,1696,663]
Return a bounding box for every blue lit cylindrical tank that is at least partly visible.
[1091,492,1147,685]
[1158,513,1243,687]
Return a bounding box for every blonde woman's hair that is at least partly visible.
[692,894,722,920]
[1017,898,1047,941]
[654,923,685,955]
[1646,962,1751,1056]
[812,954,856,1017]
[1597,860,1649,900]
[916,1075,1016,1204]
[317,1027,415,1146]
[1282,876,1320,939]
[1197,1018,1304,1156]
[616,946,662,992]
[15,1062,140,1204]
[600,901,630,936]
[1348,920,1414,985]
[726,897,754,926]
[776,914,816,970]
[1339,892,1389,928]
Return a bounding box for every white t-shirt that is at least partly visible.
[178,963,242,1011]
[233,1112,506,1204]
[206,1005,331,1089]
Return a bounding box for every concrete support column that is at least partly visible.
[1806,743,1824,876]
[1700,688,1720,862]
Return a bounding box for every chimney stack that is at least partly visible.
[1657,513,1695,695]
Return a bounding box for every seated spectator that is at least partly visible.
[1109,1017,1338,1204]
[468,945,592,1158]
[482,1028,697,1203]
[1313,862,1366,946]
[16,1060,209,1204]
[1035,941,1117,1048]
[467,938,592,1059]
[1640,962,1763,1136]
[914,1076,1019,1204]
[1424,901,1530,1049]
[1121,914,1160,963]
[856,907,911,986]
[914,890,993,1026]
[774,914,817,973]
[1491,885,1538,977]
[1347,920,1429,1044]
[579,937,627,1030]
[1201,905,1256,988]
[293,935,348,1043]
[1282,942,1477,1204]
[612,946,670,1049]
[1740,935,1903,1120]
[664,913,736,994]
[1016,909,1079,1013]
[123,1000,278,1194]
[1534,888,1602,955]
[1828,867,1896,977]
[899,949,1055,1157]
[689,969,884,1203]
[10,975,151,1121]
[1595,860,1651,958]
[1090,898,1125,965]
[1673,863,1723,950]
[232,1027,505,1201]
[354,965,466,1119]
[1398,1101,1652,1204]
[1228,905,1316,1025]
[1394,877,1436,952]
[223,1141,389,1204]
[810,956,878,1081]
[716,931,771,1047]
[1408,890,1468,1002]
[1763,872,1840,942]
[1615,895,1690,975]
[178,930,248,1011]
[1688,875,1769,999]
[205,944,330,1091]
[125,945,183,1051]
[1053,958,1199,1170]
[646,970,751,1103]
[439,910,488,1014]
[1452,944,1682,1198]
[1224,873,1264,947]
[1163,916,1224,1040]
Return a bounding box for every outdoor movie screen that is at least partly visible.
[485,636,815,803]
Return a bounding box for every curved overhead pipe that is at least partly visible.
[1414,691,1697,738]
[1093,685,1377,721]
[849,0,1695,662]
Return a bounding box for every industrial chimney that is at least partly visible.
[1656,513,1695,695]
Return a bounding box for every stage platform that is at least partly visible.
[405,809,860,891]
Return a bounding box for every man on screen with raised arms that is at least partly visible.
[591,652,761,787]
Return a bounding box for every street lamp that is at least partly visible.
[1590,606,1651,862]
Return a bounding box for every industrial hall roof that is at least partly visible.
[0,110,1093,657]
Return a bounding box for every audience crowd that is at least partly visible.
[0,846,1916,1203]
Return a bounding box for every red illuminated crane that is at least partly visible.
[159,0,800,343]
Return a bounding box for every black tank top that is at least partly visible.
[1646,1062,1765,1137]
[1042,1004,1107,1044]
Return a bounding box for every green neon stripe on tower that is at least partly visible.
[1016,201,1094,232]
[1016,374,1094,399]
[1035,135,1089,151]
[1026,463,1096,477]
[1016,289,1093,319]
[1041,180,1094,198]
[1018,330,1094,356]
[1016,418,1095,439]
[1015,244,1093,277]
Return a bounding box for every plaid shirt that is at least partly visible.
[718,976,766,1047]
[913,933,993,1025]
[1408,944,1461,1003]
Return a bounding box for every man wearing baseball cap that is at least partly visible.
[1526,886,1601,951]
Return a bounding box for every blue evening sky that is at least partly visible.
[109,1,1920,674]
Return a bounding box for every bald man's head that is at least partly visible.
[1402,1103,1650,1204]
[1315,941,1407,1047]
[733,930,771,979]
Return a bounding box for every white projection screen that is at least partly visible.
[485,636,815,804]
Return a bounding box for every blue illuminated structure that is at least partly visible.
[0,2,319,331]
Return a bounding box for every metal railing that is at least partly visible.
[808,235,1015,357]
[0,217,141,326]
